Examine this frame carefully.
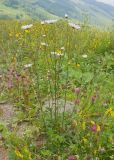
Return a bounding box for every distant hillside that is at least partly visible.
[0,0,114,26]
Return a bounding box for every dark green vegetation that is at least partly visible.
[0,20,114,159]
[0,0,114,26]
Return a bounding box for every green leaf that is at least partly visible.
[82,72,94,83]
[69,69,82,80]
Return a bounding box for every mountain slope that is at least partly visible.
[0,0,58,20]
[0,0,114,26]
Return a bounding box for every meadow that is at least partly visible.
[0,19,114,160]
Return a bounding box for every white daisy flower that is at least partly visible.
[41,21,45,25]
[65,14,68,18]
[82,54,88,58]
[61,47,65,50]
[45,20,58,24]
[41,20,58,25]
[21,24,33,30]
[24,64,33,68]
[68,22,81,30]
[50,52,57,56]
[42,34,46,37]
[51,52,64,57]
[41,42,48,47]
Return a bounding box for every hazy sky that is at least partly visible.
[97,0,114,6]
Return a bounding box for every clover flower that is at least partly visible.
[15,74,22,81]
[91,95,97,103]
[68,155,79,160]
[68,155,78,160]
[72,87,81,94]
[90,121,101,132]
[75,99,80,105]
[68,22,81,30]
[91,124,97,132]
[21,24,33,30]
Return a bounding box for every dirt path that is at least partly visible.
[0,100,75,159]
[0,103,13,160]
[0,103,14,122]
[0,147,8,160]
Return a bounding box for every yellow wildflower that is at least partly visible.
[82,122,86,130]
[56,50,62,54]
[110,111,114,118]
[83,137,88,143]
[15,150,23,159]
[25,30,30,33]
[76,64,80,67]
[16,33,19,38]
[97,125,101,132]
[9,33,12,37]
[91,121,95,125]
[105,108,112,115]
[105,108,114,118]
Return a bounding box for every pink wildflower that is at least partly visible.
[68,155,77,160]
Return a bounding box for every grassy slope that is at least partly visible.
[0,0,58,20]
[36,0,113,26]
[0,4,29,19]
[0,0,114,26]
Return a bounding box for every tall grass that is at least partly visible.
[0,20,114,160]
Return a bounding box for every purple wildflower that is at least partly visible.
[91,95,97,103]
[91,124,97,132]
[72,87,80,94]
[68,155,77,160]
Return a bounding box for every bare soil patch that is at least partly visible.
[0,103,13,160]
